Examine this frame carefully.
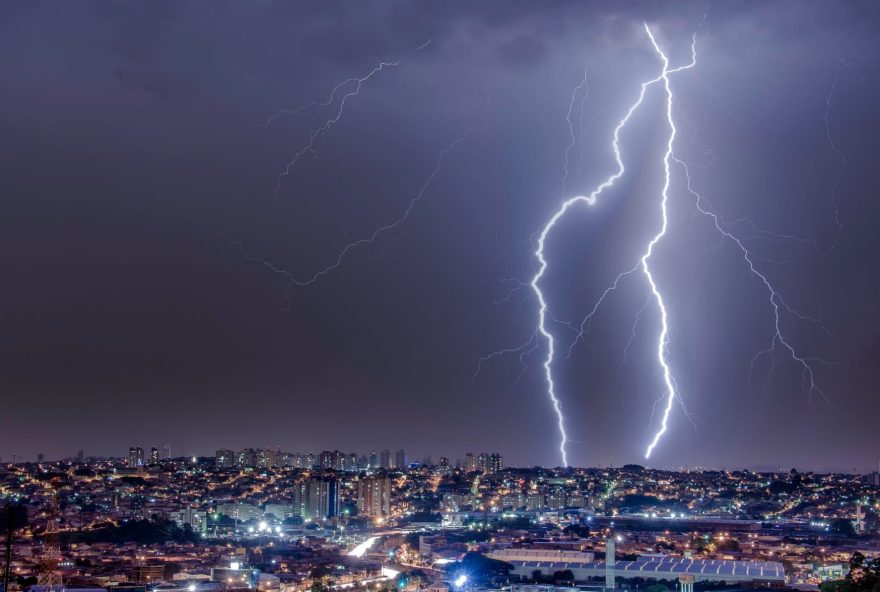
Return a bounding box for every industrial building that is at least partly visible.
[489,549,785,587]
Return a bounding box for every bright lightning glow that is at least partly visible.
[641,24,697,459]
[529,24,695,466]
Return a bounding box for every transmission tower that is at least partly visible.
[36,493,63,592]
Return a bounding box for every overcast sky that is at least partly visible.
[1,1,879,471]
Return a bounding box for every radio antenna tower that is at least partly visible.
[37,493,64,592]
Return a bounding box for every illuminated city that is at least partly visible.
[1,452,879,592]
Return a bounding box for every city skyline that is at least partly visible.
[6,443,879,476]
[1,2,879,469]
[3,447,877,592]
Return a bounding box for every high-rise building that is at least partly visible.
[332,450,346,471]
[235,448,257,468]
[464,452,478,473]
[380,449,391,469]
[369,451,378,468]
[395,449,407,470]
[170,507,207,535]
[265,503,296,521]
[319,450,334,470]
[256,449,276,469]
[149,447,160,465]
[478,452,490,473]
[162,443,171,460]
[305,478,339,519]
[357,475,392,518]
[216,449,235,469]
[489,452,504,473]
[128,447,144,467]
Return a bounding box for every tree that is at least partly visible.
[646,585,669,592]
[846,553,880,592]
[716,538,741,553]
[563,524,591,538]
[822,553,880,592]
[0,504,27,533]
[831,519,857,538]
[552,570,574,583]
[310,566,332,579]
[820,580,847,592]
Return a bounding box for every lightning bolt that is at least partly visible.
[640,25,697,459]
[526,24,697,466]
[562,68,590,197]
[676,156,831,405]
[256,66,392,130]
[266,39,434,206]
[270,60,400,206]
[239,39,479,305]
[824,58,857,255]
[235,125,478,310]
[620,293,652,368]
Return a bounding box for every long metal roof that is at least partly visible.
[505,556,784,579]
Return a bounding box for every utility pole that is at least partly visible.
[3,504,14,592]
[37,493,63,592]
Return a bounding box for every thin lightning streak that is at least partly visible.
[824,60,848,254]
[648,386,697,435]
[473,333,539,384]
[257,71,379,130]
[493,277,530,305]
[237,126,476,304]
[576,71,592,184]
[272,61,400,205]
[566,263,640,359]
[620,293,652,368]
[641,24,697,460]
[748,336,776,387]
[264,38,433,190]
[759,338,779,392]
[562,68,590,197]
[677,157,831,404]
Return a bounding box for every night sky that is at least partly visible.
[2,1,879,471]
